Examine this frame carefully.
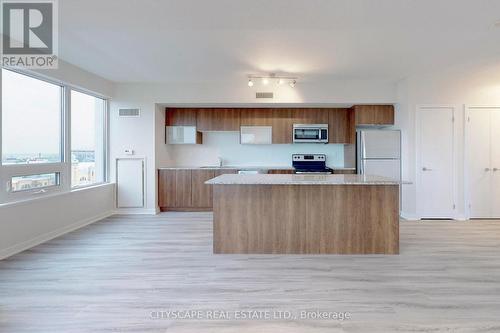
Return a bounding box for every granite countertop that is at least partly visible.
[205,174,400,185]
[158,166,356,170]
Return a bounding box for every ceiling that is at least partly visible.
[59,0,500,83]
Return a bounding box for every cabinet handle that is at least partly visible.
[485,168,491,172]
[422,167,432,171]
[494,168,499,172]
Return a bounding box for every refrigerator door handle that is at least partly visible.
[360,131,367,159]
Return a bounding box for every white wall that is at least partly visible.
[110,79,397,213]
[0,184,115,259]
[396,60,500,219]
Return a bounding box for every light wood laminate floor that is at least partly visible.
[1,213,500,333]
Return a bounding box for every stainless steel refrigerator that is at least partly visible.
[357,129,401,181]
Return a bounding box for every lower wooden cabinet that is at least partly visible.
[214,169,238,177]
[332,169,357,174]
[268,169,294,174]
[159,168,239,211]
[191,170,215,208]
[158,169,192,209]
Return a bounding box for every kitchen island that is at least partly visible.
[206,174,399,255]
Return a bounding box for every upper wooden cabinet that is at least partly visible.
[197,108,240,131]
[292,109,329,124]
[165,108,198,126]
[353,105,394,126]
[240,109,273,126]
[329,108,355,144]
[272,109,294,143]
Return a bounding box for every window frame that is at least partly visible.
[0,67,109,203]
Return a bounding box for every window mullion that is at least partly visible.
[62,86,71,192]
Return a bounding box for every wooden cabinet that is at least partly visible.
[158,169,176,208]
[292,109,329,124]
[191,170,215,208]
[214,169,239,177]
[268,169,294,174]
[158,169,192,208]
[175,170,192,207]
[329,108,355,144]
[165,108,197,126]
[240,109,273,126]
[197,108,240,131]
[159,168,239,211]
[353,105,394,126]
[272,109,294,143]
[332,169,356,174]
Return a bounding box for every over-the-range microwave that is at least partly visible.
[293,124,328,143]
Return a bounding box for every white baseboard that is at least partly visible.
[114,208,158,215]
[400,212,420,221]
[0,210,115,260]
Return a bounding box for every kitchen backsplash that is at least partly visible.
[167,132,355,167]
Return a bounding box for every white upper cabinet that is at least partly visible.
[240,126,272,145]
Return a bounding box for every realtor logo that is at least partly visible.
[1,0,58,68]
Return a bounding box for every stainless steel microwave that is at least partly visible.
[293,124,329,143]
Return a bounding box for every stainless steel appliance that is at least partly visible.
[357,129,401,181]
[292,154,333,174]
[293,124,328,143]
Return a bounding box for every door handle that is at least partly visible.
[422,167,432,171]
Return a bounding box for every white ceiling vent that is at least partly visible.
[256,92,274,99]
[119,108,141,117]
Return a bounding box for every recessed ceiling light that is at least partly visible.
[262,78,269,85]
[248,79,254,87]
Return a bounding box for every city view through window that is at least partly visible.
[1,69,106,191]
[70,90,106,187]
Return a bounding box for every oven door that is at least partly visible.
[293,127,327,142]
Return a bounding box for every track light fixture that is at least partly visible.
[246,73,298,88]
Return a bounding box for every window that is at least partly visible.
[2,69,62,164]
[0,68,108,203]
[11,173,60,192]
[71,90,106,187]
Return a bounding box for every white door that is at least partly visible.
[418,107,454,218]
[467,109,492,218]
[490,110,500,217]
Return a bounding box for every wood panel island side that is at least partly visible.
[206,174,400,255]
